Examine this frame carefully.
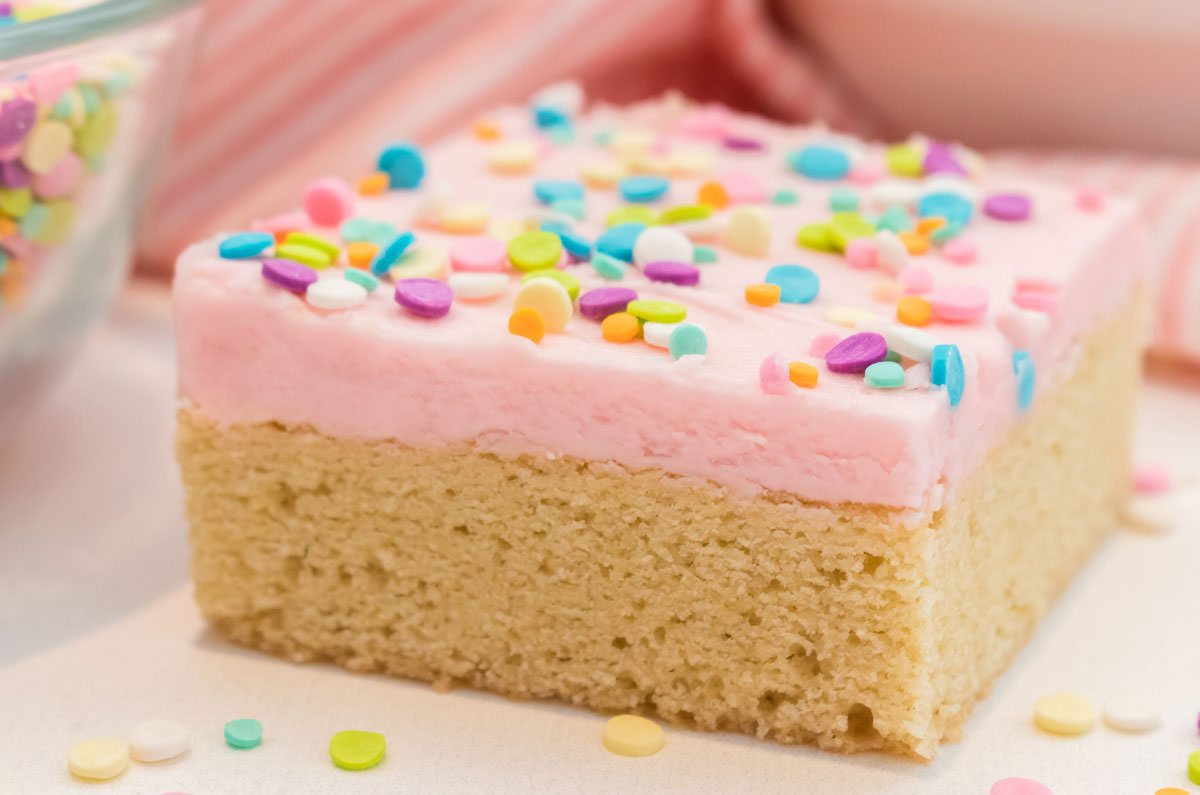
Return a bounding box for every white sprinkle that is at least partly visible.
[642,321,679,348]
[306,278,368,310]
[1101,693,1161,732]
[633,226,693,267]
[129,719,190,763]
[449,272,508,301]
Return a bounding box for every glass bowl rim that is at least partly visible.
[0,0,205,61]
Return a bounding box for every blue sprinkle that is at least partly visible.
[787,145,851,180]
[764,264,820,304]
[930,221,964,244]
[930,344,965,408]
[365,220,400,247]
[533,104,570,128]
[829,188,860,212]
[369,230,416,276]
[534,179,584,206]
[344,268,380,292]
[544,123,575,145]
[771,188,798,205]
[558,228,592,259]
[693,245,718,263]
[376,142,425,189]
[551,197,585,221]
[339,217,373,242]
[1013,350,1036,412]
[540,219,570,235]
[618,176,668,203]
[668,323,708,360]
[595,222,645,262]
[218,231,274,259]
[590,252,628,281]
[918,192,974,224]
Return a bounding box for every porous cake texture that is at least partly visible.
[179,293,1143,760]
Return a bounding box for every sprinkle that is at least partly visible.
[719,171,768,204]
[898,265,932,294]
[344,268,380,292]
[1033,692,1094,736]
[722,133,764,151]
[367,230,417,276]
[660,204,712,225]
[764,264,819,304]
[642,321,678,348]
[534,179,584,206]
[697,181,728,208]
[552,198,585,221]
[990,777,1054,795]
[489,140,537,174]
[930,221,963,244]
[896,295,932,326]
[262,258,318,293]
[68,739,129,780]
[869,179,920,209]
[285,231,339,260]
[808,333,841,357]
[507,230,563,272]
[897,231,930,255]
[596,222,646,262]
[514,277,572,332]
[825,306,878,327]
[390,245,448,281]
[875,205,912,233]
[590,252,628,280]
[522,268,580,300]
[667,323,707,359]
[1077,185,1106,211]
[224,719,263,749]
[724,206,771,257]
[1189,751,1200,787]
[395,278,453,319]
[848,162,883,185]
[930,284,989,322]
[21,120,71,174]
[865,360,905,388]
[693,244,718,263]
[1013,287,1057,314]
[473,119,502,140]
[930,344,965,407]
[797,222,835,252]
[129,719,190,763]
[996,307,1051,350]
[619,175,668,203]
[1012,350,1035,411]
[984,192,1032,221]
[508,307,545,342]
[449,236,507,272]
[918,192,973,225]
[788,145,850,180]
[825,332,888,373]
[606,205,658,228]
[555,228,592,259]
[875,230,910,273]
[579,286,637,320]
[1101,693,1161,732]
[357,172,388,195]
[759,352,790,394]
[602,311,640,342]
[788,361,818,388]
[880,324,938,362]
[633,225,693,267]
[942,238,977,264]
[829,212,875,251]
[303,177,355,226]
[1132,464,1172,494]
[580,160,625,189]
[219,231,274,259]
[923,141,968,176]
[627,298,686,324]
[440,203,491,234]
[829,188,860,212]
[307,278,368,310]
[885,142,923,177]
[376,141,425,189]
[602,715,665,757]
[641,260,698,287]
[745,283,780,306]
[772,188,798,205]
[329,730,386,771]
[449,272,507,300]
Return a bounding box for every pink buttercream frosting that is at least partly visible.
[174,99,1147,510]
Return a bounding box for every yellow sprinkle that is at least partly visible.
[723,206,771,257]
[825,306,879,328]
[488,218,525,242]
[488,140,537,175]
[602,715,665,757]
[1033,692,1095,736]
[441,203,491,235]
[389,245,447,281]
[664,147,714,177]
[580,161,626,190]
[513,278,572,333]
[68,739,129,780]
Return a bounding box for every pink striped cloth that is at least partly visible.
[143,0,1200,364]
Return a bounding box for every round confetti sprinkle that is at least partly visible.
[329,730,386,771]
[825,333,887,374]
[808,332,841,358]
[943,238,977,264]
[1033,692,1094,736]
[722,133,764,151]
[764,264,819,304]
[522,268,580,301]
[990,777,1054,795]
[898,265,932,294]
[219,232,274,259]
[558,228,592,259]
[1132,464,1172,495]
[668,323,707,359]
[129,719,190,763]
[643,321,678,349]
[507,230,563,272]
[886,142,923,177]
[759,352,790,394]
[606,205,658,228]
[68,738,129,780]
[1077,185,1106,211]
[771,188,798,205]
[897,295,932,327]
[590,252,628,280]
[633,225,692,267]
[745,283,780,307]
[0,97,37,148]
[595,222,646,262]
[276,242,330,269]
[395,278,454,319]
[1189,751,1200,786]
[580,286,638,320]
[22,120,71,174]
[286,232,339,259]
[829,212,875,251]
[1012,350,1036,411]
[391,245,448,281]
[1155,788,1188,795]
[369,230,417,276]
[788,361,818,388]
[720,171,768,204]
[224,719,263,749]
[645,260,700,286]
[449,272,508,300]
[788,145,850,180]
[377,141,425,189]
[508,307,545,342]
[602,311,640,342]
[930,344,965,407]
[875,229,910,273]
[697,181,728,208]
[724,206,771,257]
[984,192,1032,221]
[619,175,668,203]
[865,360,904,388]
[930,284,989,322]
[601,715,665,757]
[514,277,573,332]
[307,279,368,310]
[303,177,355,226]
[1101,692,1161,732]
[829,187,859,212]
[627,298,686,324]
[659,204,712,225]
[918,192,973,225]
[449,236,507,272]
[344,268,380,292]
[262,258,318,293]
[534,179,584,206]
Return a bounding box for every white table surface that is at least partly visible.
[2,284,1199,795]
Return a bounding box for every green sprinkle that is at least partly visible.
[771,188,798,205]
[875,205,912,233]
[659,204,712,224]
[73,101,116,158]
[829,188,860,212]
[930,221,964,244]
[329,730,386,771]
[0,187,32,218]
[796,222,835,252]
[828,212,876,252]
[865,361,905,389]
[521,268,580,301]
[345,268,380,292]
[224,719,263,750]
[552,197,585,221]
[606,205,658,228]
[590,252,628,280]
[276,243,332,269]
[693,245,718,264]
[18,202,48,240]
[78,84,101,116]
[285,232,339,259]
[668,323,708,360]
[886,143,923,177]
[627,299,686,324]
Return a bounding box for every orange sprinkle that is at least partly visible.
[0,216,16,238]
[601,311,640,343]
[788,362,819,388]
[272,228,297,245]
[745,283,781,307]
[897,295,933,326]
[347,241,379,270]
[871,278,901,302]
[357,172,388,196]
[508,308,545,343]
[916,216,946,234]
[897,231,930,255]
[473,118,502,140]
[697,181,728,209]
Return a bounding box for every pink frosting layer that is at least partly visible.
[175,100,1146,510]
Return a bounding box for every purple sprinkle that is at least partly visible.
[579,286,638,321]
[0,3,11,15]
[644,260,700,286]
[722,134,766,152]
[395,278,453,318]
[825,332,888,374]
[923,141,968,177]
[0,98,37,148]
[0,158,31,189]
[262,258,318,293]
[983,193,1032,222]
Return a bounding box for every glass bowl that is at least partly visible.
[0,0,204,438]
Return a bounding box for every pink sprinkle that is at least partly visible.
[449,236,507,272]
[808,333,842,358]
[30,150,81,198]
[899,265,933,294]
[1013,288,1057,314]
[848,162,883,185]
[1132,464,1171,494]
[845,237,878,270]
[1076,185,1106,212]
[719,170,767,204]
[303,177,355,227]
[995,307,1050,350]
[759,352,790,394]
[990,777,1053,795]
[930,284,989,322]
[252,211,308,235]
[942,238,977,265]
[29,62,79,106]
[678,105,730,138]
